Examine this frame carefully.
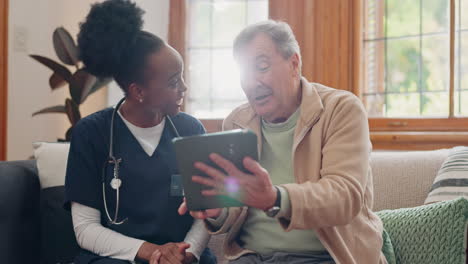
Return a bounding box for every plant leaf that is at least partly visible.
[81,76,112,103]
[32,105,66,116]
[49,72,67,89]
[53,27,80,66]
[65,98,81,126]
[30,55,72,82]
[69,69,97,104]
[65,126,73,142]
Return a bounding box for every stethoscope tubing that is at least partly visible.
[102,97,180,225]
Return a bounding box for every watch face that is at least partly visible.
[266,206,281,217]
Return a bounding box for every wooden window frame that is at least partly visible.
[365,0,468,149]
[170,0,468,148]
[0,0,8,160]
[364,0,468,128]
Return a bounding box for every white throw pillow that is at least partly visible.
[425,146,468,204]
[33,142,70,189]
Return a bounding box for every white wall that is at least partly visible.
[7,0,169,160]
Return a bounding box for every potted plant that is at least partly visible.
[30,27,111,141]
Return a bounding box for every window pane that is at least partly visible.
[455,91,468,117]
[212,1,246,47]
[364,0,451,118]
[186,49,211,116]
[247,1,269,24]
[454,2,467,117]
[455,90,461,116]
[186,0,268,119]
[460,0,468,30]
[187,49,211,101]
[421,92,449,117]
[211,49,244,101]
[386,93,420,117]
[187,99,211,119]
[363,94,385,117]
[462,91,468,116]
[386,38,420,93]
[422,35,450,92]
[456,33,468,94]
[422,0,449,34]
[386,0,420,37]
[188,1,212,47]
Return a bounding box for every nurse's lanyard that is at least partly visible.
[102,97,181,225]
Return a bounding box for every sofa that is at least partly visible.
[0,148,457,264]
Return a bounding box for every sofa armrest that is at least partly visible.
[0,160,40,263]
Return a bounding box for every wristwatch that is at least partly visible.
[265,186,281,217]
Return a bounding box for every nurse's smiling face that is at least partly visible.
[139,44,187,116]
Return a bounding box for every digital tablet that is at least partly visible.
[172,129,258,211]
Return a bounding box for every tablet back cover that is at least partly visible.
[173,129,258,210]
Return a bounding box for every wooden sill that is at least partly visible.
[369,117,468,132]
[371,131,468,150]
[200,119,468,151]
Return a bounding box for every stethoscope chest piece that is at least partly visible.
[109,157,123,190]
[110,178,122,190]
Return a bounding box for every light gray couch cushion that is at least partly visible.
[371,149,451,211]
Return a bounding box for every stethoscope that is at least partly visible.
[102,97,180,225]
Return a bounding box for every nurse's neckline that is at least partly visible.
[119,100,165,128]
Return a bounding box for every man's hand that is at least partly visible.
[137,242,190,264]
[192,153,277,211]
[149,249,161,264]
[157,242,190,264]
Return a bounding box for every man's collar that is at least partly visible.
[297,77,324,128]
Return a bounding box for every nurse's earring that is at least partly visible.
[139,97,143,103]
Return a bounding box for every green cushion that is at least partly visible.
[381,228,396,264]
[376,197,468,264]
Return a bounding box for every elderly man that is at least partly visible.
[179,20,386,264]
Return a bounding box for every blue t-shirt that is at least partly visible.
[65,107,205,245]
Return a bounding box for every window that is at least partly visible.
[363,0,468,121]
[185,0,268,119]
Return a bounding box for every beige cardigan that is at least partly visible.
[207,78,387,264]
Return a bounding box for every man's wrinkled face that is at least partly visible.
[236,33,300,123]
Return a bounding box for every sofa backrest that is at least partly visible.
[0,148,453,264]
[370,149,450,211]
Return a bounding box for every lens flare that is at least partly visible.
[225,177,239,193]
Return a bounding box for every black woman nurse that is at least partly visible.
[64,1,216,263]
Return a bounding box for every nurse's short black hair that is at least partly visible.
[78,0,165,92]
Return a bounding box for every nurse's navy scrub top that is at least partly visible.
[64,107,205,245]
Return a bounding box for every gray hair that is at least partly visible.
[233,20,302,71]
